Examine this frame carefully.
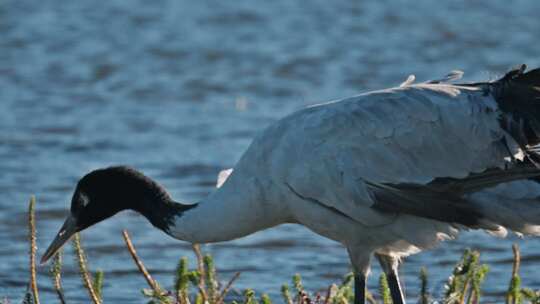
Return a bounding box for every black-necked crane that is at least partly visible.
[42,65,540,304]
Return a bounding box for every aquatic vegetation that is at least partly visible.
[443,249,490,304]
[419,267,430,304]
[9,196,540,303]
[27,196,40,304]
[50,250,66,303]
[507,245,521,304]
[378,274,391,304]
[73,233,101,303]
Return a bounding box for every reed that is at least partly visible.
[521,289,540,304]
[261,293,272,304]
[419,267,429,304]
[175,257,190,304]
[507,244,522,304]
[281,284,294,304]
[27,196,40,304]
[73,233,101,304]
[216,272,241,304]
[192,244,206,288]
[243,289,257,304]
[93,270,104,301]
[204,255,218,302]
[122,230,170,303]
[50,250,66,304]
[378,274,391,304]
[192,244,209,303]
[12,196,540,303]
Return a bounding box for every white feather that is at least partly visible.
[216,168,233,188]
[168,80,535,279]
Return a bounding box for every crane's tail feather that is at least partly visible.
[367,164,540,232]
[490,65,540,166]
[468,180,540,236]
[449,65,540,236]
[427,164,540,194]
[366,180,492,229]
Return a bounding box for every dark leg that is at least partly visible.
[376,253,406,304]
[386,271,406,304]
[347,247,371,304]
[354,273,366,304]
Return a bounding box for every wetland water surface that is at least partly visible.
[1,1,540,302]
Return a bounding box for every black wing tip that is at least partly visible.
[498,64,527,82]
[496,64,540,86]
[366,181,485,228]
[492,64,540,161]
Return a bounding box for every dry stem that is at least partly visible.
[28,196,40,304]
[511,244,520,280]
[191,244,209,302]
[73,233,101,304]
[192,244,206,287]
[121,230,163,295]
[51,251,66,304]
[216,271,241,304]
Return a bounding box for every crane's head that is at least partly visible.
[40,166,180,264]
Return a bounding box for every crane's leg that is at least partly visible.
[347,247,371,304]
[354,273,366,304]
[376,253,406,304]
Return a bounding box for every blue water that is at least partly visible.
[1,1,540,302]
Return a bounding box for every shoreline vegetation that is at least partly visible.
[4,197,540,304]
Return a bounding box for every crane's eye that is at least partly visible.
[79,192,90,207]
[71,191,90,215]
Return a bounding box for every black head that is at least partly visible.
[41,166,192,264]
[71,166,174,230]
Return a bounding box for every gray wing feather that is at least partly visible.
[427,164,540,193]
[271,84,517,227]
[399,75,416,87]
[366,164,540,227]
[427,70,464,84]
[365,180,484,227]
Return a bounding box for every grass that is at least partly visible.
[6,196,540,304]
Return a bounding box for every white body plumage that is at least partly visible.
[170,78,540,277]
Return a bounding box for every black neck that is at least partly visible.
[133,197,196,232]
[116,170,197,232]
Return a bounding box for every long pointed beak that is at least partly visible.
[40,215,78,264]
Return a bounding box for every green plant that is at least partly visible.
[243,289,257,304]
[73,233,102,304]
[261,293,272,304]
[378,274,391,304]
[93,270,105,301]
[507,244,522,304]
[419,267,429,304]
[175,257,190,304]
[521,288,540,304]
[12,195,540,304]
[50,250,66,304]
[27,196,40,304]
[282,284,294,304]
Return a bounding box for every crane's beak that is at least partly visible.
[40,215,78,264]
